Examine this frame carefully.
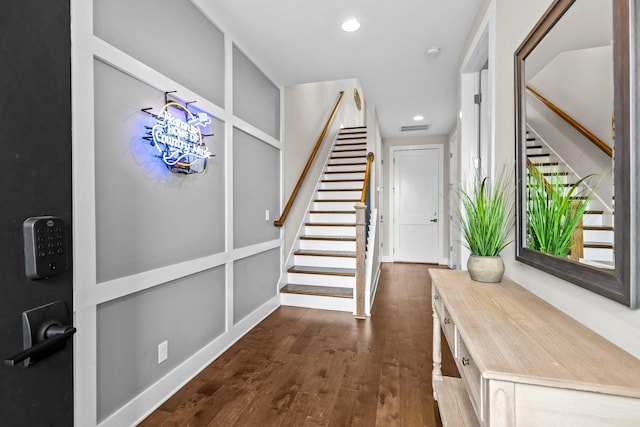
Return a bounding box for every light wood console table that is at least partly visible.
[430,269,640,427]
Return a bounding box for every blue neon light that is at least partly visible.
[145,102,212,173]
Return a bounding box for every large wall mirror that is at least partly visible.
[514,0,637,308]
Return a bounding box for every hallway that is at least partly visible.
[140,263,456,426]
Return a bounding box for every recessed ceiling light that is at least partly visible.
[341,19,361,32]
[413,115,424,121]
[425,46,441,57]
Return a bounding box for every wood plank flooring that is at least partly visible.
[139,263,458,427]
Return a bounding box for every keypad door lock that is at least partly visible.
[23,216,67,280]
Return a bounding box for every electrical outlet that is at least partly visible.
[158,340,168,364]
[265,210,270,221]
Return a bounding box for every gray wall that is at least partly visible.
[97,266,226,421]
[233,45,280,138]
[94,59,226,283]
[233,249,280,323]
[233,128,280,248]
[86,1,283,424]
[94,0,225,107]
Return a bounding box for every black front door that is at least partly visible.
[0,2,74,426]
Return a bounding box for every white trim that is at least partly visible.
[389,144,445,264]
[100,296,280,427]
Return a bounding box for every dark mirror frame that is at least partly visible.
[514,0,637,308]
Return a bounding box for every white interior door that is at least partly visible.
[392,147,441,263]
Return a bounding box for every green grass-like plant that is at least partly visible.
[456,169,514,257]
[526,164,594,257]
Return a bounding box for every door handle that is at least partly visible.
[3,300,75,367]
[430,218,438,223]
[5,326,76,366]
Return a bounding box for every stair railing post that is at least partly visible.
[355,202,366,319]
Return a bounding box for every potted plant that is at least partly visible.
[526,164,595,258]
[456,168,514,283]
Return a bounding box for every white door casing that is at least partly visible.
[391,145,443,263]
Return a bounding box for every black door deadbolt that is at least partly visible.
[4,300,76,367]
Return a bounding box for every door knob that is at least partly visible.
[430,218,438,223]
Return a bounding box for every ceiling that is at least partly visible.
[195,0,483,138]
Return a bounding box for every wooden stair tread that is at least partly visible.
[294,250,356,258]
[527,145,543,149]
[288,265,355,276]
[528,153,551,157]
[335,142,366,146]
[324,170,365,174]
[305,222,355,227]
[280,284,353,299]
[327,162,366,167]
[584,210,605,214]
[321,179,364,183]
[584,243,614,249]
[532,162,559,166]
[330,156,367,161]
[300,235,356,241]
[314,198,359,202]
[333,148,367,153]
[583,226,614,231]
[318,188,362,192]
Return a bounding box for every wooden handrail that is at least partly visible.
[360,152,374,203]
[526,86,612,158]
[274,91,345,227]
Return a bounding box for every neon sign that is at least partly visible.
[142,101,213,174]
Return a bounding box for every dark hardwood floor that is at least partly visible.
[139,263,458,427]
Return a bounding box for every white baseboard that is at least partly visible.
[380,255,393,263]
[99,296,280,427]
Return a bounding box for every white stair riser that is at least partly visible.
[323,172,365,180]
[287,272,355,287]
[299,239,356,252]
[327,158,366,166]
[280,293,353,312]
[582,214,604,226]
[293,255,356,269]
[309,213,356,223]
[334,143,367,150]
[331,150,367,158]
[305,225,356,236]
[526,147,546,155]
[319,181,364,190]
[527,175,572,185]
[583,247,614,262]
[313,200,358,210]
[528,155,551,163]
[530,164,564,174]
[583,230,614,244]
[316,190,362,200]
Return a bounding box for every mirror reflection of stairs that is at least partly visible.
[525,129,614,269]
[280,127,368,310]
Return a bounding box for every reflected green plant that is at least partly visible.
[526,164,595,257]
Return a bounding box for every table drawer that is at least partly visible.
[441,306,457,357]
[458,337,483,422]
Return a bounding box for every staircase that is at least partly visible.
[280,126,368,311]
[525,129,614,268]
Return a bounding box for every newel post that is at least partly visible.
[355,202,366,319]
